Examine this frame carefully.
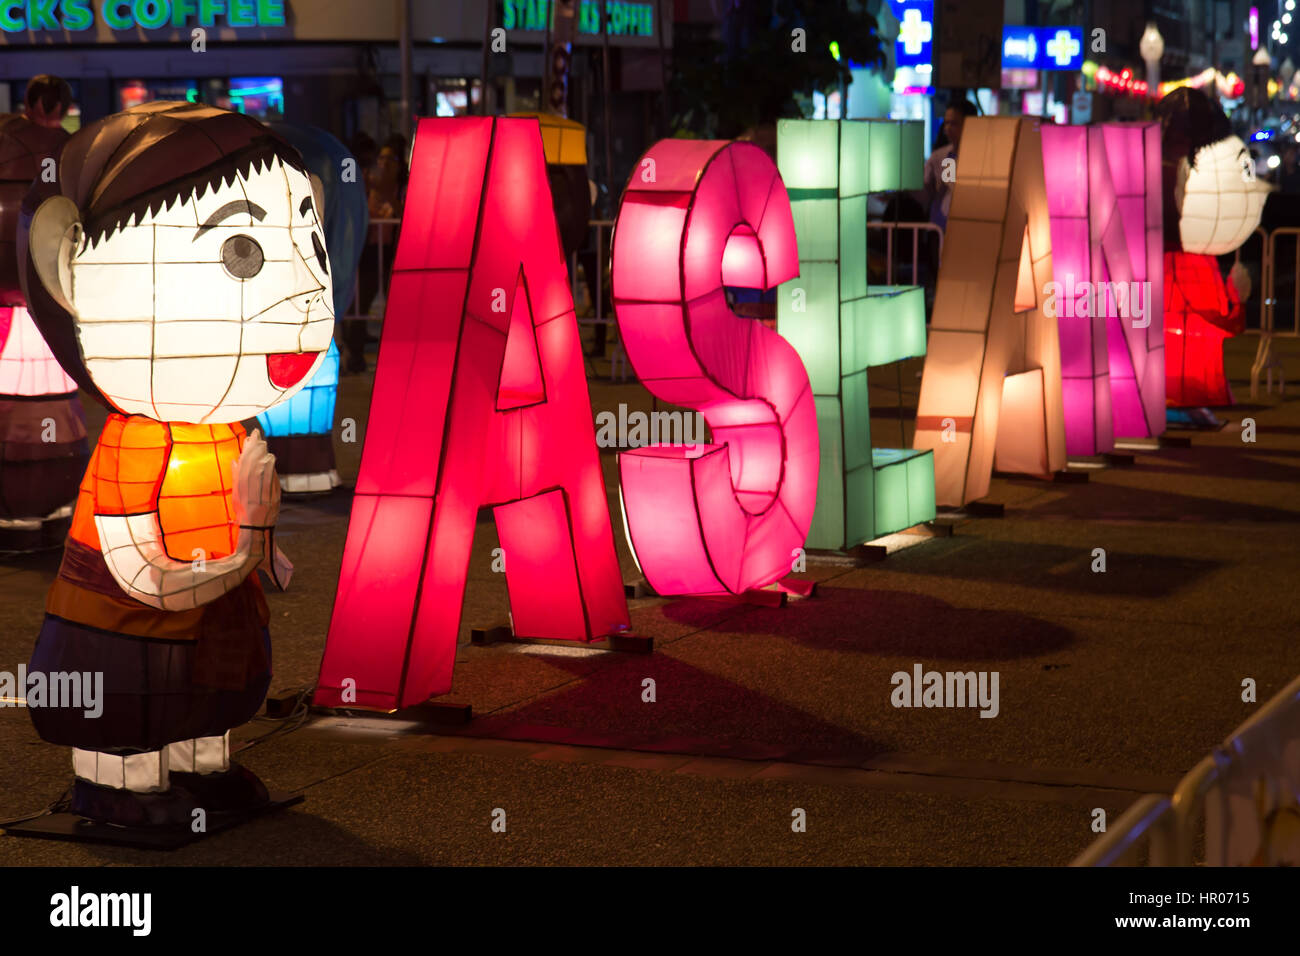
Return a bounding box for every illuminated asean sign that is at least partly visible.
[0,0,286,32]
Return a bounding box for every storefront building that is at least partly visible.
[0,0,669,180]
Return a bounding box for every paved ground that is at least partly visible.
[0,332,1296,865]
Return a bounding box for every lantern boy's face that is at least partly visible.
[1176,135,1270,256]
[67,155,334,423]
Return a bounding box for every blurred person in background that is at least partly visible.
[923,98,977,232]
[1278,145,1300,194]
[345,133,407,374]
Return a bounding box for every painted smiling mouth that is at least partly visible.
[266,352,321,389]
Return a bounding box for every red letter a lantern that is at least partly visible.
[314,118,629,710]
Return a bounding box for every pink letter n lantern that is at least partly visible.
[611,139,819,596]
[1040,122,1166,456]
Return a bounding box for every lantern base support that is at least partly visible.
[992,467,1089,483]
[2,792,302,850]
[0,512,73,555]
[938,499,1005,519]
[805,543,888,567]
[733,588,786,607]
[1067,452,1136,469]
[1114,433,1193,450]
[624,579,656,599]
[471,621,652,654]
[312,700,474,726]
[775,576,817,598]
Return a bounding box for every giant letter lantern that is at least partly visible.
[776,119,935,550]
[314,118,629,710]
[1041,123,1165,456]
[611,140,818,596]
[914,116,1066,508]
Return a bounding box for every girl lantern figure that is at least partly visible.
[1157,88,1271,409]
[19,103,333,827]
[0,113,88,550]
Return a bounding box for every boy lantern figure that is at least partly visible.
[1157,88,1271,408]
[19,103,333,827]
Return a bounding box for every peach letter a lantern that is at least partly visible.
[914,117,1065,507]
[314,117,629,711]
[610,140,819,596]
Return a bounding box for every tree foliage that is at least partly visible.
[669,0,886,139]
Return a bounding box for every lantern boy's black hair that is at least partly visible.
[18,102,307,408]
[1154,87,1235,252]
[1155,87,1233,173]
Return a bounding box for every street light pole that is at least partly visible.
[1140,22,1164,103]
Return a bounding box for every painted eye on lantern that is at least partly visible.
[311,230,329,275]
[221,234,264,279]
[1241,157,1256,182]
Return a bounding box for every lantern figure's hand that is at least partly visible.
[1229,262,1251,304]
[232,428,281,531]
[95,428,285,611]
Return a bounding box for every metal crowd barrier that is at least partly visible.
[1169,672,1300,866]
[343,217,944,382]
[867,220,945,286]
[338,218,401,323]
[1073,672,1300,866]
[1252,226,1296,398]
[570,219,628,381]
[1069,795,1176,867]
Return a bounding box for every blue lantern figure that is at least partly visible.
[257,124,367,493]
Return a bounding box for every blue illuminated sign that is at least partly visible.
[1001,26,1084,72]
[892,1,932,69]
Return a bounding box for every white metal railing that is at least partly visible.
[867,220,945,286]
[1252,226,1293,397]
[571,219,630,381]
[1070,795,1176,867]
[346,217,943,382]
[1073,672,1300,866]
[1170,672,1300,866]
